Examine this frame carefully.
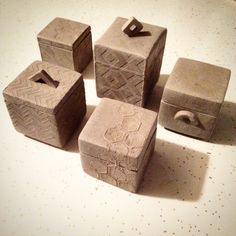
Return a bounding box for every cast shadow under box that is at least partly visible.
[139,139,209,201]
[82,60,94,80]
[145,74,169,112]
[64,105,96,152]
[211,101,236,146]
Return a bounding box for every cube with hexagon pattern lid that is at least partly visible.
[78,98,157,192]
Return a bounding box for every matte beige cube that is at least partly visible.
[79,98,157,192]
[37,17,93,73]
[3,61,86,147]
[158,58,231,140]
[95,17,167,107]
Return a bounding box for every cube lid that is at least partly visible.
[95,17,167,58]
[3,61,83,114]
[162,58,231,116]
[79,98,157,171]
[37,17,91,50]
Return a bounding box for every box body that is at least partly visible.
[38,17,93,73]
[95,17,167,107]
[79,98,157,192]
[3,61,86,147]
[158,58,231,140]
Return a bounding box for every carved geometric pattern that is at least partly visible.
[95,31,167,107]
[81,130,155,192]
[96,62,144,106]
[3,61,82,110]
[104,125,126,143]
[3,61,86,147]
[103,104,145,161]
[95,45,145,74]
[5,85,86,147]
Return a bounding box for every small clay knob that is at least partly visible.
[174,110,199,126]
[122,17,143,37]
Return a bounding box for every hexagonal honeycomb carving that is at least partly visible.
[104,126,125,143]
[129,146,143,157]
[124,132,145,148]
[108,142,129,157]
[121,116,141,132]
[118,104,137,117]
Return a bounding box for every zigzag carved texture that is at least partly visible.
[4,61,81,110]
[4,61,86,147]
[95,45,145,75]
[6,101,59,146]
[96,63,144,106]
[5,87,86,147]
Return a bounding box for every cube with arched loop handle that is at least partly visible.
[158,58,231,140]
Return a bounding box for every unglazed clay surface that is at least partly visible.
[159,58,231,140]
[95,17,167,106]
[3,61,86,147]
[38,17,93,72]
[1,1,236,236]
[37,17,90,49]
[79,98,157,171]
[162,58,231,115]
[79,98,157,192]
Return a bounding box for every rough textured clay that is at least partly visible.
[95,17,167,107]
[158,58,231,140]
[3,61,86,147]
[37,17,93,73]
[79,98,157,192]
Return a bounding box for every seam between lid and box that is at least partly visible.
[160,100,217,118]
[38,31,91,51]
[80,128,156,173]
[80,126,157,172]
[162,88,223,116]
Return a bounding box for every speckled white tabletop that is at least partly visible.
[0,0,236,236]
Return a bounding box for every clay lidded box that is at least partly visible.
[3,61,86,147]
[95,17,167,107]
[79,98,157,192]
[159,58,231,140]
[37,17,93,73]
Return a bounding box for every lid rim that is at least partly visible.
[162,88,222,116]
[38,29,91,50]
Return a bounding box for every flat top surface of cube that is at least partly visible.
[37,17,90,50]
[95,17,167,58]
[79,98,157,170]
[163,58,230,115]
[3,61,83,113]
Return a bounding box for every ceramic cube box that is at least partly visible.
[159,58,231,140]
[95,17,167,107]
[79,98,157,192]
[37,17,93,73]
[3,61,86,147]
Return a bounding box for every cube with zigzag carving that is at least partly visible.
[3,61,86,147]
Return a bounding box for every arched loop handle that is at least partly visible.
[174,110,199,126]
